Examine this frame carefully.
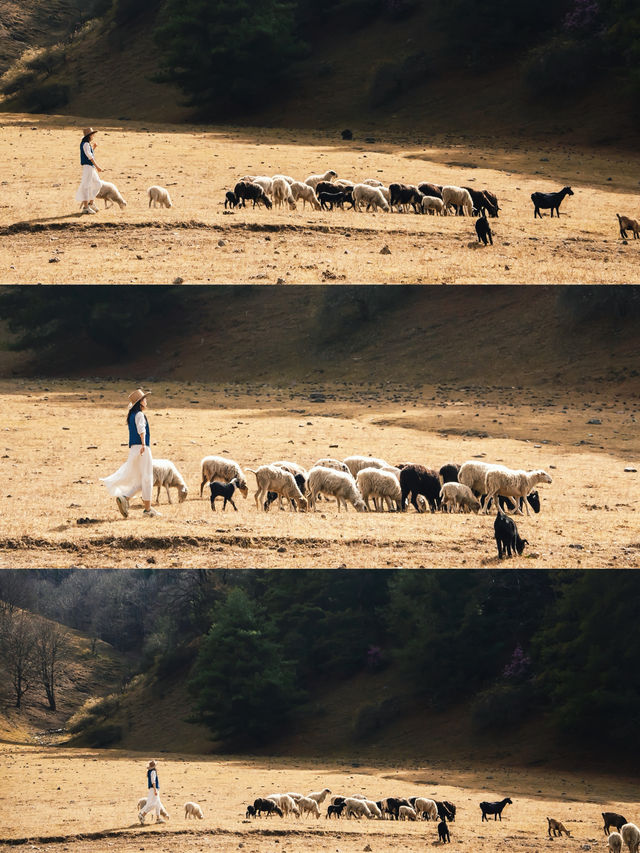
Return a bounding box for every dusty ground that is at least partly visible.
[0,113,639,283]
[0,379,638,568]
[0,742,638,853]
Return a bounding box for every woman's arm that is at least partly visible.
[135,411,147,454]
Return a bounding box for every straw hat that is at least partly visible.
[128,388,151,408]
[83,126,96,136]
[147,760,156,769]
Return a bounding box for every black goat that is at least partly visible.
[475,214,493,245]
[210,478,239,511]
[494,511,528,559]
[234,180,273,209]
[253,797,283,817]
[400,464,441,512]
[438,818,451,842]
[603,813,628,834]
[480,797,513,821]
[389,182,424,213]
[225,190,238,208]
[531,186,573,218]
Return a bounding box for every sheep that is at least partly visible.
[137,798,169,821]
[464,186,498,217]
[621,824,640,853]
[265,461,308,511]
[414,797,438,821]
[272,174,295,185]
[421,195,445,215]
[494,510,528,558]
[389,182,424,213]
[438,819,451,843]
[352,183,390,212]
[484,468,552,515]
[458,460,494,503]
[248,465,307,512]
[400,464,441,512]
[439,481,481,514]
[475,213,493,245]
[233,181,272,209]
[327,803,345,818]
[96,180,127,209]
[307,466,366,512]
[305,170,338,190]
[266,794,300,817]
[610,833,624,853]
[363,178,384,186]
[210,478,240,511]
[381,797,411,820]
[184,801,204,819]
[286,792,304,801]
[307,788,332,805]
[253,797,283,817]
[480,797,512,821]
[439,463,460,484]
[436,801,456,822]
[200,455,249,499]
[334,179,356,190]
[290,181,321,210]
[605,815,630,835]
[314,458,350,473]
[343,455,389,477]
[330,796,347,805]
[531,186,573,218]
[357,467,402,511]
[344,798,372,819]
[399,805,419,821]
[418,182,443,199]
[361,799,382,817]
[246,804,256,818]
[250,176,274,196]
[617,214,640,239]
[147,185,173,208]
[152,459,188,505]
[319,191,349,210]
[272,177,297,210]
[547,818,571,837]
[442,185,473,216]
[297,796,321,818]
[225,190,238,208]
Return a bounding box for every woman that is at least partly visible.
[75,126,103,214]
[100,389,161,518]
[138,759,167,824]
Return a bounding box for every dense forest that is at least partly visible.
[1,570,638,751]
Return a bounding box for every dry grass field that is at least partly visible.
[0,378,638,568]
[0,741,638,853]
[0,112,639,283]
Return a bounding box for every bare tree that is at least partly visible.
[0,611,36,708]
[33,619,69,712]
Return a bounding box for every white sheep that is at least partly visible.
[334,179,355,189]
[363,178,384,186]
[610,833,624,853]
[200,455,249,499]
[622,824,640,853]
[313,458,350,473]
[272,177,297,210]
[442,185,473,216]
[421,195,444,215]
[343,455,390,478]
[399,805,419,821]
[290,181,321,210]
[137,797,169,821]
[147,185,173,208]
[439,481,481,514]
[307,466,366,512]
[184,801,204,819]
[286,792,304,801]
[267,794,300,817]
[352,184,390,212]
[152,459,188,505]
[414,797,438,820]
[96,180,127,209]
[356,467,402,511]
[344,797,372,819]
[458,460,493,496]
[307,788,332,804]
[484,468,552,515]
[363,799,382,818]
[305,170,338,190]
[248,465,307,512]
[252,176,274,196]
[268,460,308,510]
[272,174,295,185]
[297,796,321,818]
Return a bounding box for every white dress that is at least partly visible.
[75,141,102,202]
[100,411,153,502]
[140,769,165,818]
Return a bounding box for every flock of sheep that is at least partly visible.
[149,453,552,559]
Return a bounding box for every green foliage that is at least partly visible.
[369,52,431,107]
[522,37,601,97]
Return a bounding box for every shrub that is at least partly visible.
[67,693,121,732]
[352,697,400,739]
[85,724,123,747]
[522,36,601,97]
[23,83,71,112]
[369,52,431,107]
[471,681,536,731]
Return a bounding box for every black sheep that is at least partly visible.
[233,180,273,209]
[326,803,345,819]
[400,464,441,512]
[210,478,239,511]
[253,797,283,817]
[438,818,451,843]
[475,214,493,245]
[439,463,460,484]
[245,804,256,818]
[319,191,349,210]
[418,182,443,199]
[225,190,238,208]
[389,182,424,213]
[494,512,528,559]
[436,801,456,821]
[497,490,540,514]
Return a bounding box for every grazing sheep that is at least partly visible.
[610,833,623,853]
[484,468,552,515]
[248,465,307,512]
[266,794,300,817]
[381,797,411,820]
[438,819,451,842]
[147,185,172,208]
[152,459,188,505]
[418,182,443,199]
[389,182,424,213]
[314,458,350,473]
[297,796,321,818]
[439,463,460,484]
[334,179,356,190]
[96,180,127,209]
[225,190,238,208]
[436,801,456,822]
[352,183,390,212]
[357,467,402,511]
[400,464,442,512]
[327,803,345,819]
[319,191,349,210]
[531,186,573,218]
[344,455,389,477]
[475,214,493,245]
[483,189,500,217]
[421,195,445,215]
[272,174,295,185]
[480,797,512,821]
[494,510,528,559]
[290,181,321,210]
[547,818,571,837]
[286,793,304,801]
[330,795,347,806]
[250,176,274,196]
[622,824,640,853]
[464,187,498,217]
[605,815,630,835]
[363,178,384,186]
[210,478,240,511]
[442,185,474,216]
[200,455,249,499]
[439,481,481,514]
[617,214,640,239]
[307,466,366,512]
[184,801,204,819]
[272,177,297,210]
[399,805,419,821]
[344,798,373,819]
[233,180,273,209]
[305,170,338,190]
[458,460,493,499]
[414,797,438,821]
[246,804,256,818]
[265,461,308,511]
[253,797,283,817]
[307,788,332,805]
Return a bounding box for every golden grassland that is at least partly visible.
[0,378,638,568]
[0,113,639,283]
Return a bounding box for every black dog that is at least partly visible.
[438,819,451,843]
[494,511,528,559]
[475,213,493,245]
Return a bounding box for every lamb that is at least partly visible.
[605,814,630,834]
[327,803,345,819]
[147,185,173,208]
[357,467,402,511]
[344,797,373,819]
[484,468,552,516]
[400,464,442,512]
[344,455,389,477]
[297,796,321,818]
[352,183,390,212]
[152,459,188,505]
[547,817,571,837]
[272,177,297,210]
[442,185,474,216]
[439,482,481,514]
[617,214,640,239]
[610,833,624,853]
[307,466,366,512]
[621,824,640,853]
[307,788,332,804]
[475,213,493,245]
[225,190,238,208]
[305,170,338,190]
[399,805,419,821]
[246,804,256,818]
[200,455,249,499]
[421,195,445,215]
[494,510,528,559]
[184,801,204,819]
[96,180,127,209]
[248,465,307,512]
[233,181,273,209]
[210,478,240,511]
[290,181,321,210]
[438,819,451,843]
[414,797,438,820]
[480,797,512,821]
